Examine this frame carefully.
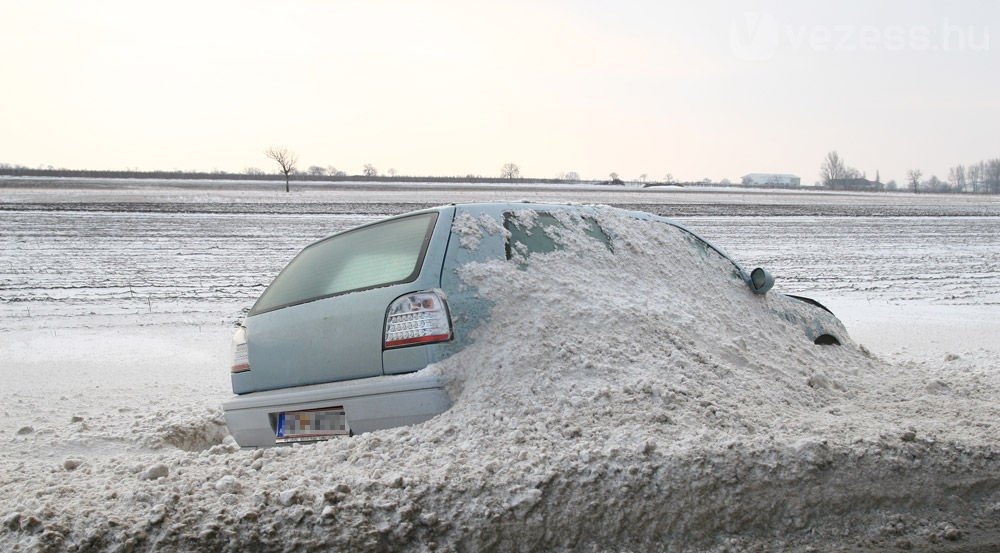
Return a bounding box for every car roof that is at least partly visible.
[301,202,747,275]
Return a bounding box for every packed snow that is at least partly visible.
[1,183,999,552]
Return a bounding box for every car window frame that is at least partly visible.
[249,211,440,316]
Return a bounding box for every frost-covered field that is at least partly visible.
[1,181,999,552]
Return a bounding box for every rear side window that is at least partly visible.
[250,212,438,315]
[504,211,610,259]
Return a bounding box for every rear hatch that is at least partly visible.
[232,208,453,394]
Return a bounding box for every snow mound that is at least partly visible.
[2,207,999,552]
[441,208,871,446]
[148,408,230,452]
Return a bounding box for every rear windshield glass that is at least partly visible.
[250,212,438,315]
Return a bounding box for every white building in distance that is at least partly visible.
[741,173,801,187]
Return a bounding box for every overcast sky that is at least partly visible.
[1,1,997,183]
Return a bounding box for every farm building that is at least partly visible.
[741,173,801,187]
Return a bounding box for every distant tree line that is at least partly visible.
[0,163,574,185]
[906,158,1000,194]
[0,158,661,188]
[7,153,998,194]
[944,159,1000,194]
[819,151,1000,194]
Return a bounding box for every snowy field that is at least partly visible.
[1,181,999,552]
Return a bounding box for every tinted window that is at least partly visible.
[504,211,610,259]
[250,213,438,315]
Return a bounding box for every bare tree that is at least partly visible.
[820,151,844,185]
[387,168,398,177]
[609,172,619,181]
[663,173,674,184]
[967,162,983,193]
[986,159,1000,194]
[907,169,923,193]
[820,151,863,186]
[948,165,967,192]
[926,175,946,192]
[501,163,520,179]
[265,146,297,192]
[561,171,580,181]
[363,164,378,177]
[638,173,647,183]
[307,165,325,176]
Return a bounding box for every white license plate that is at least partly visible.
[275,407,349,443]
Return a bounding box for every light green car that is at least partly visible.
[223,203,846,447]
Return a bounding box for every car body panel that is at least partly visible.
[231,207,455,395]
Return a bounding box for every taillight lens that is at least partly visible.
[231,326,250,373]
[384,289,452,349]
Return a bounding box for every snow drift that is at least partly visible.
[2,207,999,552]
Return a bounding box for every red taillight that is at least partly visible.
[384,333,452,348]
[384,290,452,349]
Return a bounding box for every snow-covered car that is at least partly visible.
[223,203,847,447]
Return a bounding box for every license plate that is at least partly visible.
[275,407,349,444]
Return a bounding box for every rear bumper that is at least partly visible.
[222,373,451,447]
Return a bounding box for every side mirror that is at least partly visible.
[748,267,774,295]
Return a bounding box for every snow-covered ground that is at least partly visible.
[1,183,998,552]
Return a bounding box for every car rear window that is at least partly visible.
[250,212,438,315]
